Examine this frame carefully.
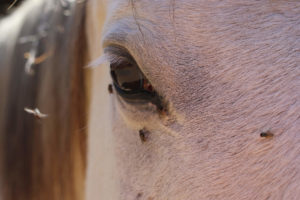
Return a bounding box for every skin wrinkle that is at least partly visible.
[86,0,300,199]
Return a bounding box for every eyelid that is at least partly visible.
[86,47,132,68]
[103,45,135,65]
[101,20,136,49]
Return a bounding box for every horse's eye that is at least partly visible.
[107,46,163,109]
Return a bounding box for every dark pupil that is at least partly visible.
[110,62,143,92]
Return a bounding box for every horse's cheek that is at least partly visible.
[107,72,300,200]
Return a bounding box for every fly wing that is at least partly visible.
[24,107,35,114]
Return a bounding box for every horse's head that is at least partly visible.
[0,0,298,199]
[86,0,300,199]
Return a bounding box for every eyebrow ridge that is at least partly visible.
[101,17,156,48]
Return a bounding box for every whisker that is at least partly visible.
[85,54,109,68]
[7,0,18,10]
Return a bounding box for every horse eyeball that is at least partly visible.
[107,45,164,110]
[110,60,144,92]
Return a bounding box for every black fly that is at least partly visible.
[260,131,274,138]
[139,128,150,142]
[108,84,113,94]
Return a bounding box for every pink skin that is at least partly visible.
[86,0,300,199]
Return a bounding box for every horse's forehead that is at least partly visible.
[107,0,297,22]
[106,0,299,57]
[103,1,298,124]
[105,0,299,102]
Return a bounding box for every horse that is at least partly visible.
[0,0,299,199]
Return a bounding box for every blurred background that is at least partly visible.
[0,0,25,16]
[0,0,88,199]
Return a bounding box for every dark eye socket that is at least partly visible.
[106,46,163,109]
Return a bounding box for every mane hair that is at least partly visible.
[0,0,88,199]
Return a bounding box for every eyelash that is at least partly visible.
[105,46,164,111]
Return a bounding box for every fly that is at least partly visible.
[24,107,48,119]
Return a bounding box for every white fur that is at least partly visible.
[86,0,300,199]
